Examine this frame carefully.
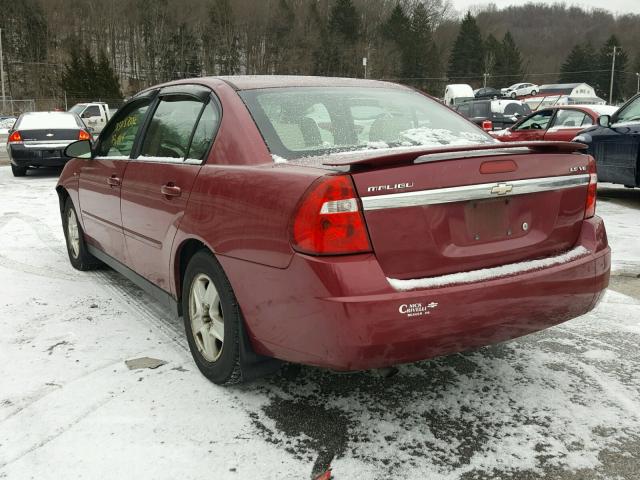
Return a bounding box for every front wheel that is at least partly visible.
[182,250,244,385]
[11,164,27,177]
[511,92,517,99]
[531,90,537,96]
[62,197,101,270]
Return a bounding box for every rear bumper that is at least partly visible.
[222,216,610,371]
[9,144,69,167]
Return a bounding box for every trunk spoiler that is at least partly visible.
[321,141,587,169]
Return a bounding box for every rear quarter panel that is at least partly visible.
[171,80,326,297]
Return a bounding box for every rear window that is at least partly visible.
[239,87,494,160]
[17,113,80,130]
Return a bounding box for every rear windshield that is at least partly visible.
[17,112,81,130]
[239,87,494,160]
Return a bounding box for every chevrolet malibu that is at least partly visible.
[57,76,610,385]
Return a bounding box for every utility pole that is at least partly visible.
[609,45,619,105]
[636,73,640,94]
[362,57,368,79]
[0,28,6,113]
[483,73,489,88]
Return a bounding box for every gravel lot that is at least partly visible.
[0,166,638,480]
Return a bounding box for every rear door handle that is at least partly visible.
[107,175,121,187]
[161,184,181,197]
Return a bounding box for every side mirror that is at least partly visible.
[64,140,93,159]
[598,115,611,128]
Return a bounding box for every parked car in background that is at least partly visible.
[454,99,531,130]
[6,111,91,177]
[69,102,111,134]
[57,76,609,385]
[575,93,640,188]
[0,116,16,145]
[444,84,475,106]
[501,83,538,98]
[474,87,502,99]
[492,105,618,142]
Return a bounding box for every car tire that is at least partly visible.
[11,164,27,177]
[511,92,517,99]
[182,250,244,385]
[62,197,101,271]
[531,90,537,96]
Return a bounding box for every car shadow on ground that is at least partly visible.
[598,184,640,209]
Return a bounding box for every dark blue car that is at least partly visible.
[575,93,640,188]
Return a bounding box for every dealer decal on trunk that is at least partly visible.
[399,302,439,317]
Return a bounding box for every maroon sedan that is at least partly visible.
[490,105,618,142]
[57,76,610,385]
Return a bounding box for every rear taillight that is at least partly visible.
[291,175,372,255]
[481,120,493,131]
[78,130,91,141]
[585,156,597,219]
[8,131,22,143]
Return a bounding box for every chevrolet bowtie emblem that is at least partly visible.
[490,183,513,195]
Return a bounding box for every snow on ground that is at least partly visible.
[0,167,639,480]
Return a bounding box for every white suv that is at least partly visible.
[501,83,538,99]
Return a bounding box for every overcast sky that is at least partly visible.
[450,0,639,15]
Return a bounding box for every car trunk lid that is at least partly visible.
[332,142,592,280]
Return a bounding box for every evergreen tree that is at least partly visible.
[447,12,484,86]
[316,0,360,76]
[96,49,122,99]
[403,3,439,89]
[596,35,628,103]
[60,46,86,98]
[559,43,596,85]
[499,31,523,83]
[483,34,501,84]
[379,4,411,78]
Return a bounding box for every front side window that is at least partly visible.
[515,110,553,131]
[551,110,587,129]
[240,87,494,160]
[614,97,640,125]
[97,100,151,157]
[139,97,204,160]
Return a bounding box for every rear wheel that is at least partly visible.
[182,250,243,385]
[11,164,27,177]
[62,197,101,270]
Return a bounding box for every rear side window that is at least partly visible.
[187,102,219,161]
[97,100,151,157]
[82,106,101,118]
[140,97,204,160]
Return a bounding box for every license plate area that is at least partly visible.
[464,197,512,242]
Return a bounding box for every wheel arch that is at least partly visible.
[173,238,210,311]
[55,185,70,214]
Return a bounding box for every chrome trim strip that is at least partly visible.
[361,174,590,211]
[23,141,73,149]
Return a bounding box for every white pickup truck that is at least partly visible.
[69,102,114,134]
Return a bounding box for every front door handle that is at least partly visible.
[107,175,121,187]
[161,184,182,197]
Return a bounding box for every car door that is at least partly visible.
[120,85,220,290]
[507,109,554,141]
[592,96,640,185]
[544,109,589,142]
[78,96,154,262]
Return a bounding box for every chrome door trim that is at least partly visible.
[361,174,590,211]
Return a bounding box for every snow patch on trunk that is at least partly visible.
[388,246,590,291]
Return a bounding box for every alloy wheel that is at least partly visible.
[189,273,225,362]
[66,208,80,259]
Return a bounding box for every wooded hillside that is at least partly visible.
[0,0,638,110]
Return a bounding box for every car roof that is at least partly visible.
[214,75,407,91]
